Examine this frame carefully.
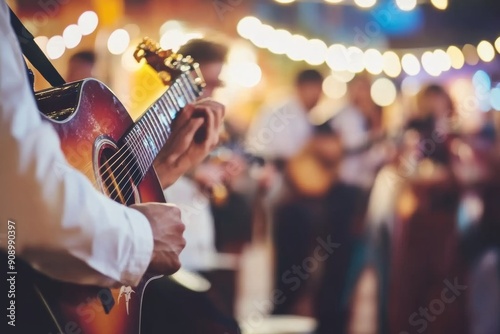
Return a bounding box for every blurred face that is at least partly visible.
[199,61,224,98]
[66,59,94,82]
[348,77,373,111]
[297,82,323,111]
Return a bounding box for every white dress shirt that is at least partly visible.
[0,1,153,287]
[329,105,384,189]
[164,176,217,271]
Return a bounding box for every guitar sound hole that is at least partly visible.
[99,145,140,205]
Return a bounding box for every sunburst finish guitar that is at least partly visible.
[30,38,204,334]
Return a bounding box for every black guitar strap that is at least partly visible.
[9,7,66,87]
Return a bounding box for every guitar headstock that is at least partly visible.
[134,37,205,90]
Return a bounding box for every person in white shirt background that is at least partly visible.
[0,0,224,331]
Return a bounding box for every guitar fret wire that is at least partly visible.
[149,107,165,149]
[132,127,148,175]
[141,117,158,161]
[144,112,161,153]
[157,98,172,133]
[151,105,166,144]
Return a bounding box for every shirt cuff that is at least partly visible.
[120,209,154,286]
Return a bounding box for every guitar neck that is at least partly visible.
[122,73,201,180]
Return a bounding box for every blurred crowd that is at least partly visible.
[68,38,500,334]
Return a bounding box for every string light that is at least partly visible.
[236,16,499,79]
[46,35,65,60]
[354,0,377,9]
[364,48,383,75]
[447,46,465,69]
[430,0,448,10]
[477,40,495,62]
[396,0,417,11]
[401,53,421,76]
[382,51,401,78]
[371,78,397,107]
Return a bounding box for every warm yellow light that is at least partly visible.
[326,44,349,71]
[324,0,344,3]
[462,44,479,66]
[63,24,82,49]
[121,44,143,72]
[430,0,448,10]
[371,78,397,107]
[46,35,65,60]
[347,46,364,73]
[363,48,383,75]
[159,29,185,52]
[274,0,295,3]
[332,70,355,83]
[354,0,377,8]
[34,36,48,54]
[251,24,275,49]
[159,20,182,36]
[108,29,130,55]
[237,16,262,40]
[382,51,401,78]
[495,37,500,54]
[433,49,451,71]
[447,45,465,69]
[237,62,262,87]
[305,39,328,66]
[401,53,420,76]
[477,40,495,62]
[396,0,417,11]
[421,51,441,77]
[78,11,98,36]
[268,29,292,55]
[322,75,347,99]
[287,34,309,61]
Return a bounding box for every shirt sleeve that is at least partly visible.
[0,1,154,288]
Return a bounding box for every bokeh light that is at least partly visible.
[430,0,448,10]
[382,51,401,78]
[107,29,130,55]
[326,44,349,71]
[396,0,417,11]
[354,0,377,9]
[46,35,65,60]
[447,45,465,69]
[477,40,495,62]
[305,39,328,66]
[62,24,82,49]
[371,78,397,106]
[237,16,262,40]
[78,11,98,36]
[364,49,383,75]
[401,53,421,76]
[323,75,347,99]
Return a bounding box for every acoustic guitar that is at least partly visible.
[28,38,204,334]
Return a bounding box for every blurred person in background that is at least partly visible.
[246,69,333,317]
[66,50,96,82]
[314,73,389,334]
[356,84,470,334]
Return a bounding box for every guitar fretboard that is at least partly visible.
[122,72,201,181]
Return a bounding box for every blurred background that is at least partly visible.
[9,0,500,333]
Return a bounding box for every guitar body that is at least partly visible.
[34,78,165,334]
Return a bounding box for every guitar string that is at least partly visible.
[97,74,196,192]
[106,77,200,202]
[115,76,200,203]
[96,76,185,178]
[104,80,192,200]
